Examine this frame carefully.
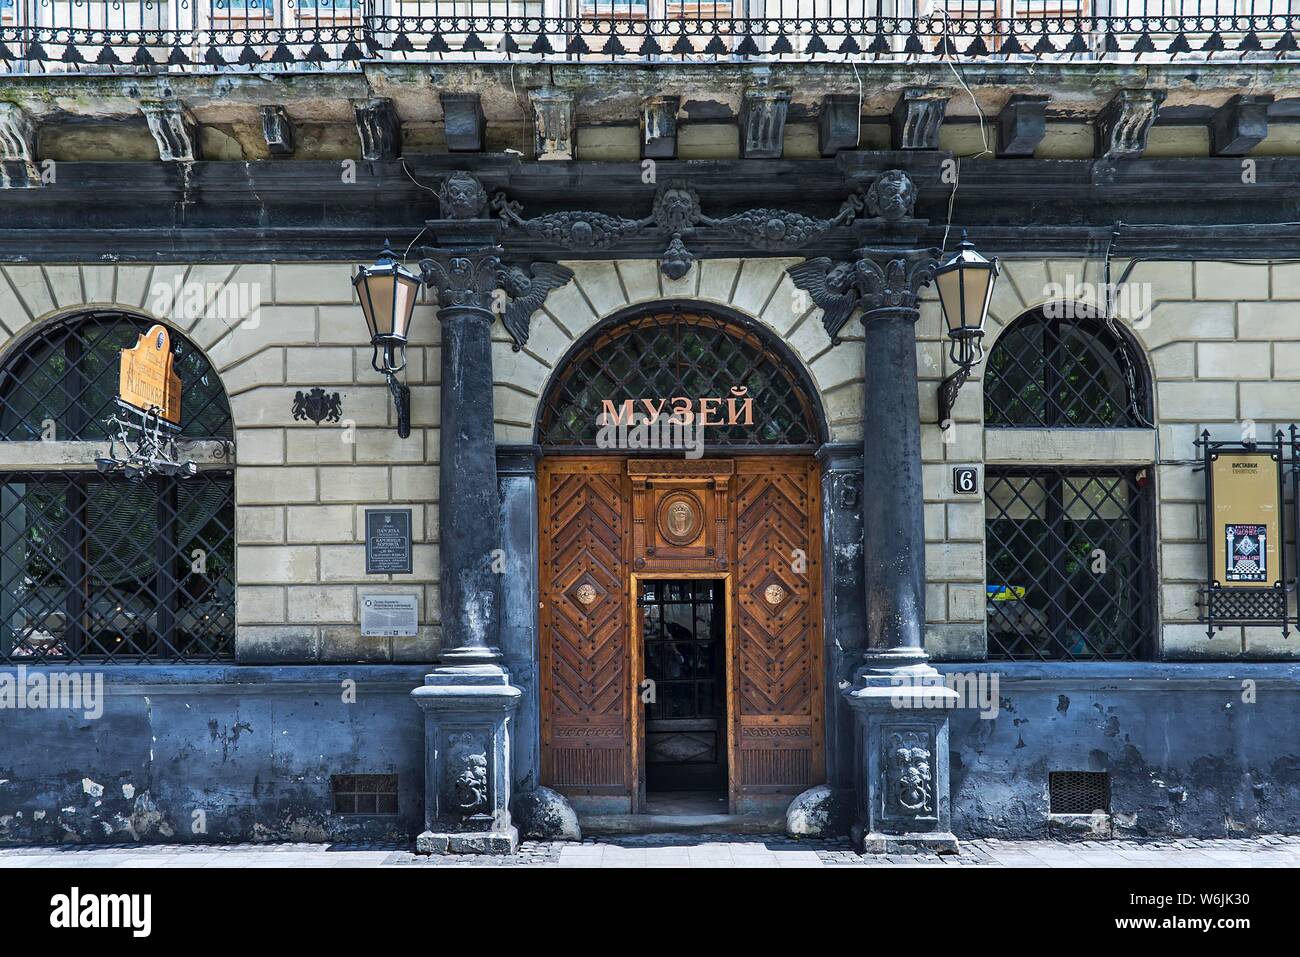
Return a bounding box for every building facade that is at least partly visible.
[0,2,1298,847]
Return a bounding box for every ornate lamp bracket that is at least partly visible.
[937,368,970,427]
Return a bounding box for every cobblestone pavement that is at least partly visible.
[0,833,1297,867]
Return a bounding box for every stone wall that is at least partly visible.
[0,262,440,664]
[0,255,1296,665]
[918,257,1300,661]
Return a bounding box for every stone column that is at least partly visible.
[844,247,960,854]
[409,174,520,854]
[496,444,542,795]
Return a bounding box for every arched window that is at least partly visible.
[983,306,1151,428]
[536,306,825,449]
[982,306,1155,661]
[0,311,235,663]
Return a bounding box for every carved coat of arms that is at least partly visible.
[292,388,343,425]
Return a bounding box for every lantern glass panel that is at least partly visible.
[390,273,421,341]
[368,274,397,338]
[935,267,967,334]
[354,272,379,342]
[962,265,994,335]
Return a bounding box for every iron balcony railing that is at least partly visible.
[1,0,1299,72]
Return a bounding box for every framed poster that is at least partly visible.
[1209,451,1282,590]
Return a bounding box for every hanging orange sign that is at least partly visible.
[119,324,182,424]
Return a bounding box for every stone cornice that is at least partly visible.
[3,155,1300,261]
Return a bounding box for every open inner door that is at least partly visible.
[639,579,728,797]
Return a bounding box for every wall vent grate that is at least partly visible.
[331,774,398,815]
[1049,771,1111,814]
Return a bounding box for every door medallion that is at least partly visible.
[656,490,704,546]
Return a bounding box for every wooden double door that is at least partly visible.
[538,456,824,813]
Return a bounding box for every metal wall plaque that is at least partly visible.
[365,508,413,575]
[360,594,419,637]
[1209,450,1282,589]
[119,324,182,423]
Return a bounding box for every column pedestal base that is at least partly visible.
[411,664,521,856]
[844,659,960,856]
[851,827,960,855]
[416,823,519,855]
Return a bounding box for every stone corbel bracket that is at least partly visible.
[355,97,400,161]
[0,102,39,188]
[141,99,201,163]
[1095,89,1167,160]
[530,88,574,161]
[892,87,951,151]
[260,106,294,156]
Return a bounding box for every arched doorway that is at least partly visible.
[534,304,828,815]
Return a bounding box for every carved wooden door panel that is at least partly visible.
[538,457,634,809]
[732,457,824,805]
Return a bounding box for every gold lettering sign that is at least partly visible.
[1210,451,1281,588]
[119,325,182,424]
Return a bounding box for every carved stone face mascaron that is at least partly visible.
[438,171,488,220]
[867,170,917,223]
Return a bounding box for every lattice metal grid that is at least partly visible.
[984,310,1150,428]
[0,470,236,663]
[537,308,821,448]
[1049,771,1111,814]
[331,774,400,815]
[986,467,1154,661]
[0,311,233,442]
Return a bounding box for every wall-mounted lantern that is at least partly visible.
[354,242,422,438]
[935,231,999,425]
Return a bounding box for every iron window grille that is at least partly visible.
[536,307,822,449]
[0,311,233,442]
[984,309,1151,429]
[0,312,235,664]
[985,467,1154,661]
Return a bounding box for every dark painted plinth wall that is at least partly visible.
[0,664,1296,843]
[942,664,1300,839]
[0,667,428,844]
